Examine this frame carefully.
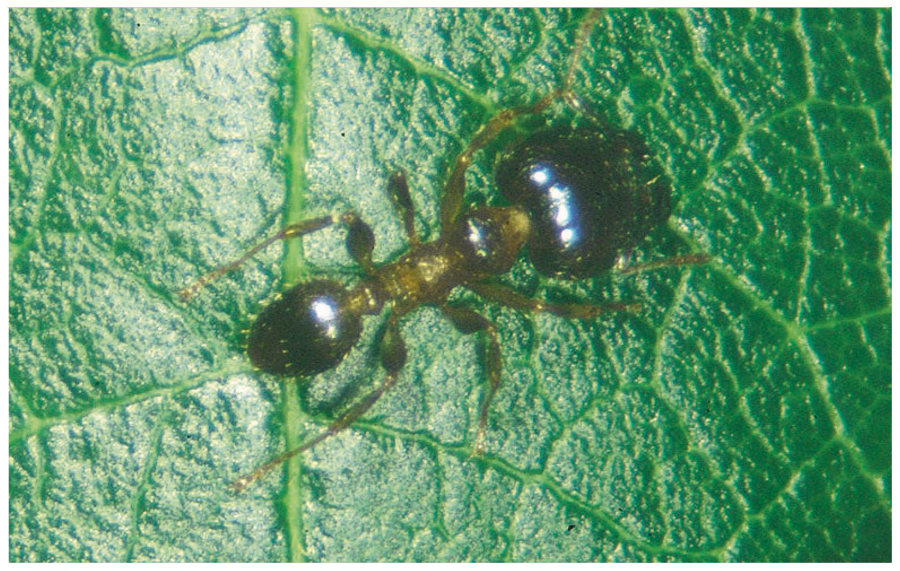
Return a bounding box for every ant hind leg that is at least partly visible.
[466,251,713,321]
[467,282,641,320]
[618,253,713,276]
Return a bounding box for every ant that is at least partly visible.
[179,9,711,492]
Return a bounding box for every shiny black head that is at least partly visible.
[247,279,361,376]
[496,127,672,278]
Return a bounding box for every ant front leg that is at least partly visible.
[440,304,502,455]
[341,211,378,274]
[387,169,420,247]
[231,312,408,493]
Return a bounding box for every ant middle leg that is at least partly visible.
[440,304,502,455]
[231,310,408,492]
[438,9,603,231]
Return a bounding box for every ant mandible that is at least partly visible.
[179,9,711,492]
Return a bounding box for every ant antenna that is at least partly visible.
[177,215,335,301]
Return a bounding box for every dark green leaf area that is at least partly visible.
[807,316,891,473]
[732,443,890,561]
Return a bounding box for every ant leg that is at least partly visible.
[618,253,713,275]
[387,169,420,247]
[439,10,602,231]
[466,282,640,320]
[340,211,377,274]
[468,251,713,319]
[178,211,380,301]
[231,312,408,493]
[562,8,602,90]
[440,304,502,455]
[439,98,553,231]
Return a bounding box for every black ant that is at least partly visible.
[179,9,710,492]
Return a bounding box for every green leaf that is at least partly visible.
[9,7,891,562]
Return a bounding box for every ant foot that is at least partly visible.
[471,429,489,457]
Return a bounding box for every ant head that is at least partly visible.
[247,279,361,377]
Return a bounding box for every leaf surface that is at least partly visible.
[9,7,891,562]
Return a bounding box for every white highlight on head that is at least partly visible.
[311,298,339,338]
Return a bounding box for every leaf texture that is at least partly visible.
[9,7,891,562]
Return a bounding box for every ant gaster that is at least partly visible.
[179,10,711,492]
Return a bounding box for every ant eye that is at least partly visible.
[248,280,361,377]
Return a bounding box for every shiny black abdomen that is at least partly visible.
[495,127,672,278]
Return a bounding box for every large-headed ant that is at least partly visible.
[179,10,710,492]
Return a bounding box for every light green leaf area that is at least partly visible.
[9,7,891,562]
